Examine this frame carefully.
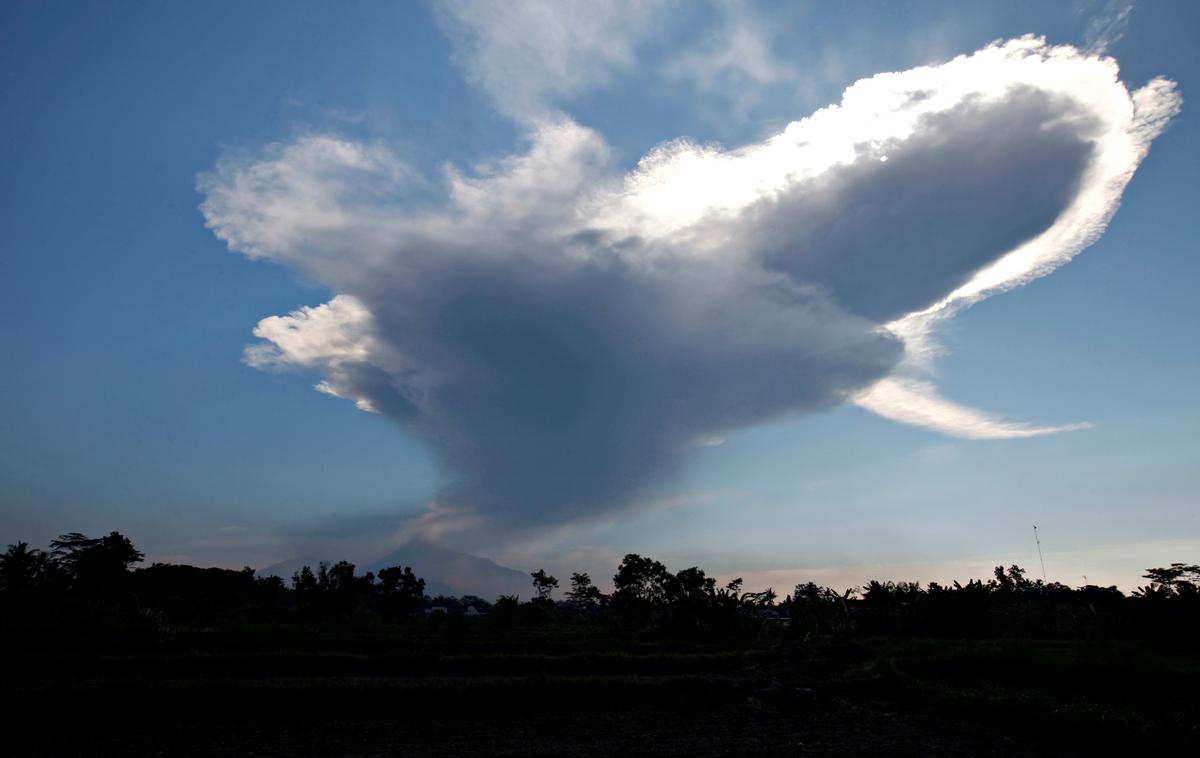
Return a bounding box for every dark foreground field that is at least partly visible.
[6,626,1197,756]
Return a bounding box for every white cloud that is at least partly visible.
[432,0,673,119]
[243,295,391,415]
[200,38,1178,529]
[197,136,417,271]
[856,378,1093,440]
[244,295,376,371]
[662,0,797,113]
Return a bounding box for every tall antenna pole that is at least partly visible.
[1033,525,1047,583]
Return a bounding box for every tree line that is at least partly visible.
[2,531,1197,641]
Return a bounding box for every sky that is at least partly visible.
[2,0,1197,592]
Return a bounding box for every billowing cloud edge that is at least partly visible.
[855,65,1178,438]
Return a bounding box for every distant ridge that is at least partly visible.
[367,539,529,598]
[259,539,528,599]
[257,556,335,583]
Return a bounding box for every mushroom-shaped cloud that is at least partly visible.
[200,38,1179,530]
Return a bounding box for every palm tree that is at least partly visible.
[0,541,47,592]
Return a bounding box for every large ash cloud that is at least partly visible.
[199,38,1178,530]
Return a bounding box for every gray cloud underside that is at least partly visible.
[340,259,899,527]
[729,88,1095,322]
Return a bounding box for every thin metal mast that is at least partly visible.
[1033,525,1047,583]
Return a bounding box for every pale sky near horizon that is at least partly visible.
[2,0,1197,592]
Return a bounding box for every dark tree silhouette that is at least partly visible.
[612,554,669,606]
[292,565,318,597]
[788,582,854,636]
[741,588,777,607]
[378,565,426,615]
[490,594,521,625]
[665,566,715,604]
[566,572,604,607]
[994,564,1031,593]
[3,528,1198,647]
[530,569,559,601]
[1138,563,1200,597]
[49,531,143,594]
[322,560,358,593]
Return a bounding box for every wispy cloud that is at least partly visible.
[1084,0,1136,54]
[431,0,673,120]
[662,0,797,116]
[199,38,1178,535]
[856,378,1094,440]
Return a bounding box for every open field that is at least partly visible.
[6,624,1197,756]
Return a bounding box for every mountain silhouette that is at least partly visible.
[259,539,528,599]
[367,539,528,598]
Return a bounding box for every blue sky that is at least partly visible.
[2,1,1196,590]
